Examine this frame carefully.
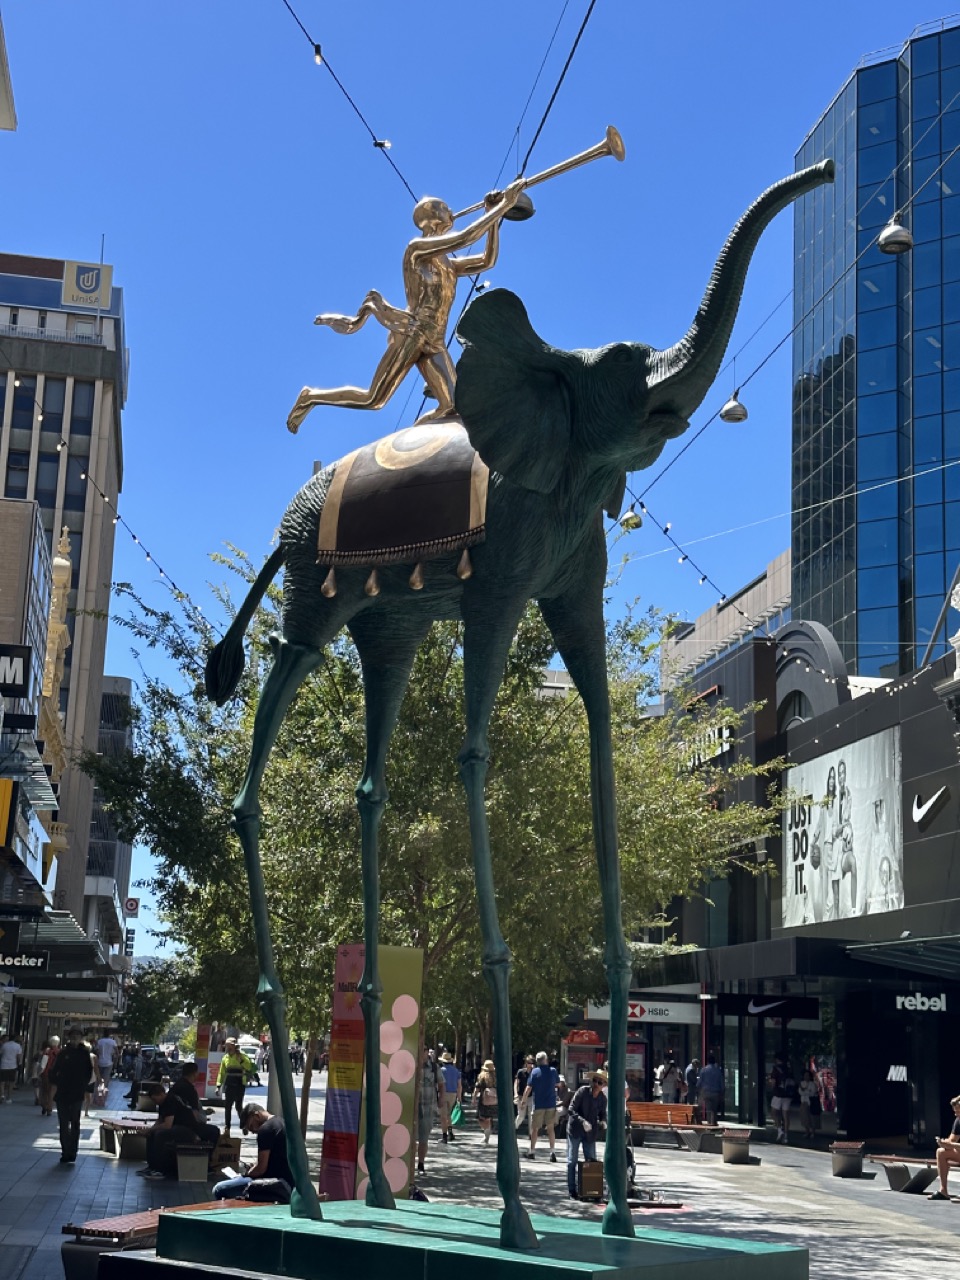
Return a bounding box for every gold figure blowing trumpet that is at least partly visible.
[286,126,625,434]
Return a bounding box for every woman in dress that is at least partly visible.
[473,1058,498,1145]
[798,1068,820,1138]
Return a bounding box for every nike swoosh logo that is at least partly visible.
[913,786,949,825]
[747,999,785,1014]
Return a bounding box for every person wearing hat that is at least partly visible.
[438,1051,461,1144]
[565,1070,608,1198]
[514,1055,535,1134]
[216,1037,256,1135]
[472,1058,498,1144]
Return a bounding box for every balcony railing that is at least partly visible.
[0,321,104,346]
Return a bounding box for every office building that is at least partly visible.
[793,15,960,677]
[86,675,133,950]
[0,252,128,927]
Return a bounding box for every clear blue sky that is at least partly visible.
[0,1,943,950]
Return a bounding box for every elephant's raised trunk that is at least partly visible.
[647,160,834,418]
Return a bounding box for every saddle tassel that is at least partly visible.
[456,549,473,580]
[409,563,424,591]
[321,567,337,598]
[364,568,381,597]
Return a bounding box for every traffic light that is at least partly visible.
[124,928,135,957]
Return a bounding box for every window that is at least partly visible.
[9,308,17,326]
[915,374,943,417]
[913,35,940,77]
[857,390,898,435]
[858,432,899,481]
[63,455,86,512]
[4,450,29,499]
[74,318,94,338]
[34,451,59,509]
[912,72,942,120]
[859,97,897,146]
[858,62,897,106]
[858,346,898,393]
[916,503,945,549]
[37,311,46,330]
[946,282,960,324]
[915,551,946,596]
[858,518,899,566]
[857,564,899,609]
[11,375,36,430]
[858,306,898,351]
[858,261,897,308]
[913,240,942,288]
[915,462,944,508]
[915,327,945,375]
[41,377,66,435]
[70,381,94,435]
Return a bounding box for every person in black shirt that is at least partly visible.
[211,1103,292,1201]
[139,1081,219,1179]
[168,1061,210,1120]
[929,1094,960,1200]
[566,1070,608,1199]
[48,1028,98,1163]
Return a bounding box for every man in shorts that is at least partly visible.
[521,1052,559,1161]
[929,1094,960,1200]
[0,1034,22,1103]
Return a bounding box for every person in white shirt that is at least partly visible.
[95,1032,119,1084]
[0,1035,23,1102]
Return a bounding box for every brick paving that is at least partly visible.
[0,1074,957,1279]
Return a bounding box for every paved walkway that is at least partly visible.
[1,1075,957,1279]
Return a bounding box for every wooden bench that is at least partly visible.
[99,1116,153,1160]
[628,1102,701,1147]
[870,1154,939,1194]
[61,1202,253,1280]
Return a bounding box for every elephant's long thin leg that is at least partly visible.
[349,613,431,1210]
[460,600,539,1252]
[233,636,324,1221]
[540,557,635,1240]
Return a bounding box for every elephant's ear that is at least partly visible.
[603,472,627,521]
[455,289,573,493]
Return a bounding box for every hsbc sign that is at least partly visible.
[587,999,700,1025]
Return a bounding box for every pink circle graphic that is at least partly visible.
[357,1144,367,1173]
[383,1123,410,1158]
[391,995,419,1028]
[356,1176,369,1200]
[380,1020,403,1054]
[385,1156,409,1193]
[380,1063,391,1094]
[388,1049,415,1083]
[380,1089,402,1125]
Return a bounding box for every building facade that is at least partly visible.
[793,16,960,677]
[0,252,127,925]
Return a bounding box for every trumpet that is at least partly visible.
[453,125,625,222]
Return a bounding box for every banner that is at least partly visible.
[782,726,902,926]
[318,943,423,1201]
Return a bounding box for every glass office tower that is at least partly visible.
[793,19,960,676]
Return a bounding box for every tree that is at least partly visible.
[83,552,782,1055]
[122,957,184,1043]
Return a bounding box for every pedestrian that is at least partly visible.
[95,1029,119,1086]
[798,1069,820,1138]
[657,1057,682,1104]
[521,1051,559,1162]
[767,1055,795,1143]
[514,1055,534,1133]
[216,1037,256,1135]
[438,1051,461,1144]
[48,1028,97,1163]
[555,1075,572,1138]
[83,1036,103,1117]
[929,1094,960,1201]
[473,1058,498,1145]
[417,1047,444,1173]
[212,1102,293,1202]
[125,1048,145,1108]
[566,1069,607,1199]
[698,1053,723,1125]
[39,1036,60,1115]
[138,1079,220,1179]
[0,1033,22,1102]
[684,1057,701,1112]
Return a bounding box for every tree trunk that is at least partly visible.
[299,1031,319,1138]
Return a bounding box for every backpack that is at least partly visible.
[243,1178,291,1204]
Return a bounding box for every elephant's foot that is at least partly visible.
[365,1177,397,1211]
[287,389,317,434]
[290,1186,323,1221]
[601,1200,635,1239]
[499,1199,539,1251]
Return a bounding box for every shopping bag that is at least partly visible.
[451,1100,464,1127]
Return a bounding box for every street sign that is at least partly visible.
[124,897,140,917]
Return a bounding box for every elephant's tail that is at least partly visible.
[205,545,285,706]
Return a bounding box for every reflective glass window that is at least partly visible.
[946,411,960,457]
[945,369,960,410]
[859,261,897,308]
[916,550,946,596]
[944,110,960,154]
[913,202,942,243]
[945,282,960,323]
[859,141,897,186]
[4,450,29,499]
[914,413,943,464]
[70,381,94,435]
[41,378,66,436]
[916,503,945,549]
[944,321,960,372]
[944,196,960,238]
[915,464,944,506]
[859,606,900,646]
[858,518,899,565]
[858,479,898,521]
[858,180,895,228]
[942,152,960,198]
[858,649,899,677]
[947,460,960,501]
[944,63,960,105]
[914,595,943,648]
[858,345,898,392]
[857,564,899,608]
[913,155,944,203]
[12,376,36,430]
[915,285,942,328]
[858,431,899,481]
[857,389,898,435]
[859,62,897,105]
[34,451,59,508]
[946,500,960,548]
[856,228,885,270]
[915,327,944,375]
[915,374,943,416]
[914,240,942,288]
[858,307,897,351]
[913,72,942,120]
[859,97,897,145]
[913,35,940,76]
[942,28,960,68]
[63,455,86,512]
[913,118,941,160]
[945,236,960,283]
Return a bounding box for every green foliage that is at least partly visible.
[83,551,782,1055]
[122,957,185,1043]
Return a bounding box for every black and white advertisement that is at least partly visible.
[782,727,902,926]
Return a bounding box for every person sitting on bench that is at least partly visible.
[137,1081,219,1180]
[929,1094,960,1201]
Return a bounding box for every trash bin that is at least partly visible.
[829,1141,865,1178]
[721,1128,751,1164]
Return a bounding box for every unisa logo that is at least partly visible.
[76,265,101,294]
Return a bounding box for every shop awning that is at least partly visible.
[14,910,105,970]
[846,934,960,981]
[0,732,58,809]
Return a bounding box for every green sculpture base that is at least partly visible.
[99,1201,807,1280]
